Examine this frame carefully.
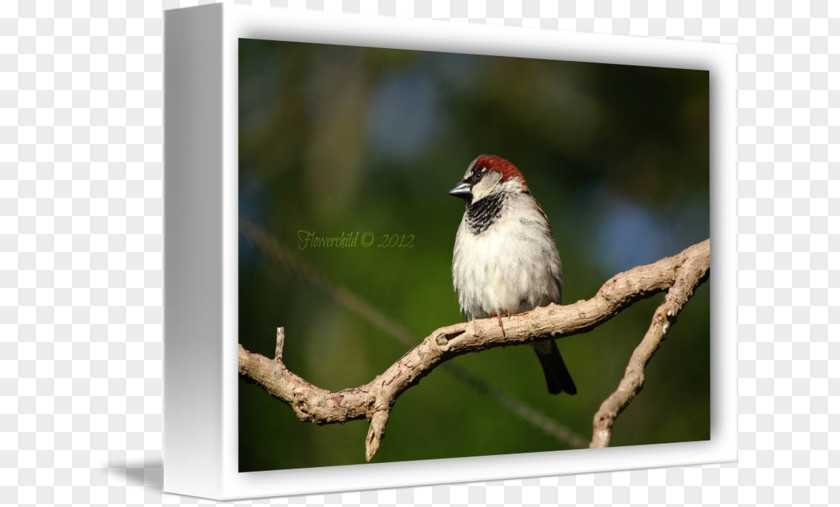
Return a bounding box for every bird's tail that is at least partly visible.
[532,340,577,395]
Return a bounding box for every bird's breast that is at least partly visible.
[452,198,563,321]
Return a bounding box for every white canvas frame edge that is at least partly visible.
[164,3,737,500]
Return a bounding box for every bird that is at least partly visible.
[449,154,577,395]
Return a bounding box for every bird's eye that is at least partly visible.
[466,166,486,184]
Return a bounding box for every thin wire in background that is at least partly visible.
[239,217,588,449]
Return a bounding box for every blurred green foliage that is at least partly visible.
[238,38,710,472]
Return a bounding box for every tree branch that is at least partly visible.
[238,239,710,460]
[589,239,710,448]
[240,216,586,447]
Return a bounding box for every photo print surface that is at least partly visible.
[237,38,710,472]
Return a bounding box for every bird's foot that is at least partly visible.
[490,310,510,339]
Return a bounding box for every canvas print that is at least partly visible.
[237,38,710,472]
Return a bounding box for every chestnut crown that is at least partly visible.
[448,154,528,203]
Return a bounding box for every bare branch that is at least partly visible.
[240,216,587,447]
[274,326,285,362]
[238,239,710,460]
[590,240,710,448]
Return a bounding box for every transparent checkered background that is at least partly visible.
[1,0,836,505]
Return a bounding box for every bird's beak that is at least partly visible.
[448,181,472,200]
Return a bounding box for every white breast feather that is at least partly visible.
[452,193,563,321]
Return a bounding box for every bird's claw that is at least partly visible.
[492,311,509,339]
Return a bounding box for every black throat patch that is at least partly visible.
[466,193,506,235]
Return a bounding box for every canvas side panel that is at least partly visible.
[163,3,223,499]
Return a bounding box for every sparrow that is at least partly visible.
[449,155,577,395]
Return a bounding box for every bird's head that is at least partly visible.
[448,155,528,204]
